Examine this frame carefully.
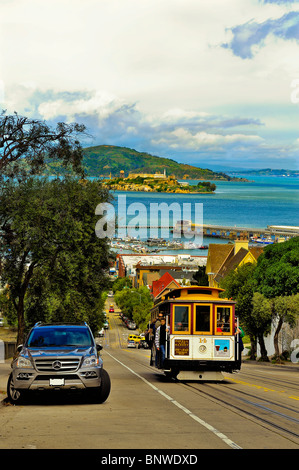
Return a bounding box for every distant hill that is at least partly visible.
[228,168,299,177]
[80,145,244,181]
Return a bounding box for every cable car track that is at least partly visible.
[181,381,299,443]
[104,319,299,446]
[106,343,299,445]
[235,369,299,392]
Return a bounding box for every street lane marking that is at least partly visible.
[224,376,299,401]
[105,350,242,450]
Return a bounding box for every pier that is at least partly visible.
[201,224,299,240]
[116,223,299,240]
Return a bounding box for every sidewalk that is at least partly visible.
[0,359,11,401]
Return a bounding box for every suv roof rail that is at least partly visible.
[33,321,88,327]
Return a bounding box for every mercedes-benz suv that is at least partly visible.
[7,322,111,404]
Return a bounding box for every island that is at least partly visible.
[102,172,217,193]
[44,144,250,182]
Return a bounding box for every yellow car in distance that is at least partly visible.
[128,334,144,344]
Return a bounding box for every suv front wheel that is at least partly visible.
[7,373,27,405]
[88,369,111,403]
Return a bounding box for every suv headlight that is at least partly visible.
[16,356,32,368]
[82,355,98,367]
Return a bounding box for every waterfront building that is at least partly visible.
[116,253,206,288]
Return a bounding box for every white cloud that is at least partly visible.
[152,128,263,150]
[1,0,299,169]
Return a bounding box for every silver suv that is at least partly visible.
[7,322,111,404]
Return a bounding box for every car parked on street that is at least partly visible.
[7,322,111,405]
[127,340,137,348]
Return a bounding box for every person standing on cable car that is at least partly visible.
[155,317,166,368]
[234,318,244,364]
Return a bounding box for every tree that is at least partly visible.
[0,177,111,344]
[193,266,209,286]
[254,237,299,298]
[251,293,272,362]
[220,263,258,360]
[114,286,153,330]
[272,294,299,359]
[0,111,86,179]
[254,238,299,358]
[112,277,132,293]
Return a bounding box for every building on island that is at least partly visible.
[128,169,167,179]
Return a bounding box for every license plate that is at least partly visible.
[49,378,65,386]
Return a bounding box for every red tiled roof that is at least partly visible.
[152,272,180,298]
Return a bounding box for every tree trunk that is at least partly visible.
[16,262,36,347]
[16,295,26,347]
[257,332,269,362]
[273,316,283,361]
[249,334,257,360]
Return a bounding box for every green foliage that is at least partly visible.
[0,177,111,341]
[193,266,209,286]
[273,294,299,329]
[114,286,153,330]
[0,111,86,180]
[112,277,132,293]
[220,263,256,332]
[251,292,272,334]
[220,263,260,360]
[221,238,299,360]
[254,237,299,298]
[53,144,237,180]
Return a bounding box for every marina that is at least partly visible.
[109,175,299,255]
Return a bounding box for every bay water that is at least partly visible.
[109,175,299,256]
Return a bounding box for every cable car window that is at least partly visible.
[216,306,232,334]
[195,304,212,334]
[188,289,212,296]
[173,305,190,332]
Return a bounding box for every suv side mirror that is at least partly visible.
[17,344,23,352]
[96,344,103,351]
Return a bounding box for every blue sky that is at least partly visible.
[1,0,299,170]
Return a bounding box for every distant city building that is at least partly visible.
[116,253,207,288]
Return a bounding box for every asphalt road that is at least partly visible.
[0,303,299,451]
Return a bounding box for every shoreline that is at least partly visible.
[108,188,216,194]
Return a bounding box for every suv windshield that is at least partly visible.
[26,326,93,348]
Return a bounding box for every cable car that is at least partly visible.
[150,286,242,381]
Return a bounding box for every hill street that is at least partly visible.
[0,305,299,451]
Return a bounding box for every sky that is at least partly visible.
[1,0,299,170]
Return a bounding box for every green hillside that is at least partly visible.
[81,145,237,180]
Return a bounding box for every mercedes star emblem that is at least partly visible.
[52,360,62,370]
